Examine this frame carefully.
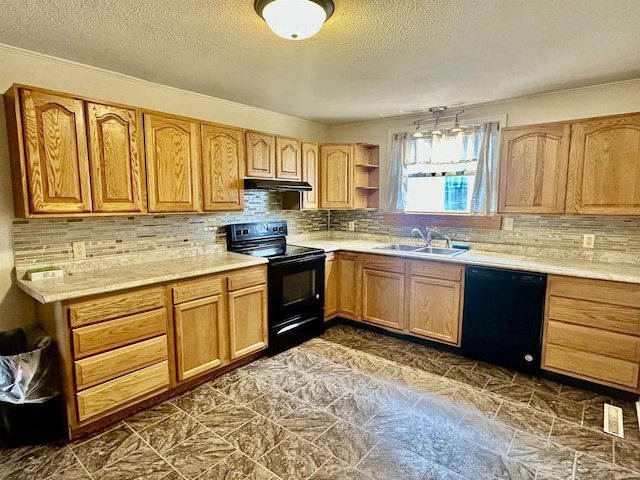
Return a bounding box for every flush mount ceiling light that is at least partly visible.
[254,0,335,40]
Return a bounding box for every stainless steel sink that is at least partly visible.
[374,244,464,256]
[413,246,464,257]
[374,244,422,252]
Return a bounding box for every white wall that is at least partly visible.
[0,44,330,330]
[328,80,640,205]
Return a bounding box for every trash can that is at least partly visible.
[0,326,62,447]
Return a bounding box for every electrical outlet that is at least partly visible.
[347,221,355,231]
[583,234,595,249]
[503,218,514,231]
[72,241,86,259]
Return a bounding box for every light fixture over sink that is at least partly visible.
[254,0,334,40]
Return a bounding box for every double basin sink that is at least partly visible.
[374,244,464,257]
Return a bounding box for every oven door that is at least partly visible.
[268,253,325,353]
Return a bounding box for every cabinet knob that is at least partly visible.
[315,294,320,299]
[524,354,534,362]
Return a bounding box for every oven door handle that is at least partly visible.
[275,316,321,336]
[269,253,326,267]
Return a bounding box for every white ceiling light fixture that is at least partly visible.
[254,0,334,40]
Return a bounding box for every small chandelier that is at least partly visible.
[254,0,335,40]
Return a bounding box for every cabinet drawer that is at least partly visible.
[548,295,640,336]
[69,286,165,327]
[546,321,640,362]
[228,267,267,292]
[76,361,169,421]
[173,277,222,304]
[410,261,462,282]
[74,336,168,390]
[548,275,640,309]
[363,255,406,274]
[72,308,167,359]
[544,344,639,389]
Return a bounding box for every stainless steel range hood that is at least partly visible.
[244,179,312,192]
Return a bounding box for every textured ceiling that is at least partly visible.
[1,0,640,125]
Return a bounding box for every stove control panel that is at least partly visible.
[226,220,288,243]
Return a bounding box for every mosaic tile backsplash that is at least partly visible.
[12,191,328,269]
[329,210,640,263]
[12,189,640,270]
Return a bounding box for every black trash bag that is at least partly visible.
[0,326,61,446]
[0,326,59,404]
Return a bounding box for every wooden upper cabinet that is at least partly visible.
[566,114,640,215]
[301,142,319,210]
[19,89,92,214]
[245,131,275,178]
[275,137,302,180]
[86,103,144,213]
[320,144,354,209]
[144,113,201,213]
[498,124,570,214]
[201,124,244,211]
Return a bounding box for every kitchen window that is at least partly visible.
[386,123,499,216]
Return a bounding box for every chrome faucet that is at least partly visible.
[429,228,452,248]
[411,227,431,246]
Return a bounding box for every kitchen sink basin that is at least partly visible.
[374,244,464,256]
[413,246,464,257]
[374,244,423,251]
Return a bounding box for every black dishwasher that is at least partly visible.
[461,266,546,374]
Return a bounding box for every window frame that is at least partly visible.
[385,114,507,228]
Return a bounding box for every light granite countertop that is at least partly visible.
[289,237,640,285]
[17,251,268,304]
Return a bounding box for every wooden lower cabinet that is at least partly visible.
[362,269,405,330]
[228,284,268,359]
[407,276,461,345]
[174,294,226,381]
[37,266,269,439]
[542,275,640,392]
[325,253,338,319]
[337,253,362,319]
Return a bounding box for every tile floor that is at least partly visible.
[2,324,640,480]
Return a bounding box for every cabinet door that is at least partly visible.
[362,269,405,330]
[325,254,338,319]
[338,253,361,319]
[498,124,570,214]
[320,145,354,209]
[566,114,640,215]
[276,137,302,180]
[301,142,319,210]
[201,124,244,211]
[19,89,91,213]
[174,295,226,381]
[86,102,144,213]
[245,132,275,178]
[228,284,268,360]
[408,276,461,345]
[144,113,200,212]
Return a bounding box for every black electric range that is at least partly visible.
[226,220,325,354]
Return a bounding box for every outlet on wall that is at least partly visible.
[502,217,514,231]
[347,221,355,231]
[583,234,595,249]
[72,241,86,259]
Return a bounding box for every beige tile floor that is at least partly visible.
[1,324,639,480]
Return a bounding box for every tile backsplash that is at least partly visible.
[329,210,640,263]
[12,191,328,270]
[12,192,640,272]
